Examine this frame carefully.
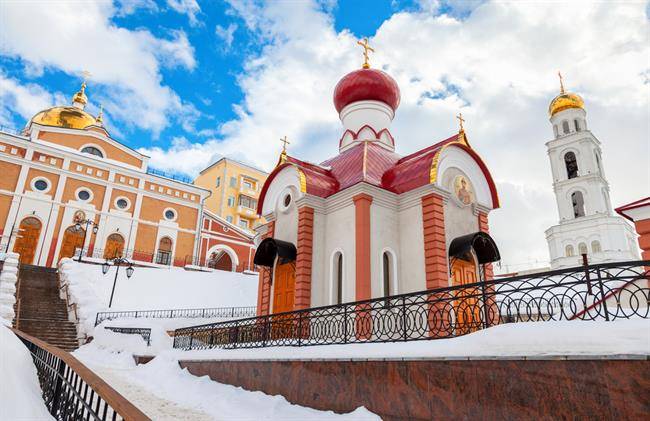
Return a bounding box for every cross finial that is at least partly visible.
[81,70,92,90]
[97,104,104,124]
[356,37,375,69]
[557,71,565,94]
[280,135,290,153]
[456,112,465,132]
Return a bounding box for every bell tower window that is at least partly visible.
[574,119,581,131]
[564,152,578,179]
[562,121,570,134]
[571,191,585,218]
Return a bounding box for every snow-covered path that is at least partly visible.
[92,366,214,421]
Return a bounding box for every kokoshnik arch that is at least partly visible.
[0,81,256,271]
[253,40,501,316]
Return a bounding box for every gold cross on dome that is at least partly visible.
[357,37,375,69]
[456,113,465,132]
[81,70,92,88]
[558,70,565,94]
[280,135,290,153]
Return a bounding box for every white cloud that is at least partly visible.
[115,0,159,16]
[167,0,201,26]
[215,23,238,50]
[0,73,59,126]
[0,1,196,135]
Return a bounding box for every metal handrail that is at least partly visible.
[12,328,150,420]
[104,327,152,346]
[172,260,650,350]
[95,306,258,326]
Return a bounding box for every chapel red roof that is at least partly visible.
[257,133,500,215]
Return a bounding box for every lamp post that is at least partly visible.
[75,218,99,262]
[102,257,134,308]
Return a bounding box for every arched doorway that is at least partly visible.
[103,233,125,259]
[207,251,233,271]
[59,225,85,261]
[13,217,42,265]
[155,237,173,265]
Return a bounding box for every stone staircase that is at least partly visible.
[14,264,79,351]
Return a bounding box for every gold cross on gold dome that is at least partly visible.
[456,112,465,132]
[557,70,565,94]
[357,37,374,69]
[280,135,290,153]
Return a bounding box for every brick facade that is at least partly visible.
[422,193,447,289]
[478,211,494,280]
[256,221,275,316]
[295,207,314,310]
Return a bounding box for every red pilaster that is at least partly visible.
[295,207,314,310]
[478,211,494,281]
[422,193,447,289]
[257,221,275,316]
[353,193,373,301]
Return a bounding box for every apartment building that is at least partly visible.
[193,158,268,232]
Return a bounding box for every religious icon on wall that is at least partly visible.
[73,210,86,223]
[454,175,473,205]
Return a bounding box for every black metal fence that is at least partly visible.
[13,329,149,420]
[95,306,258,326]
[104,327,152,346]
[172,260,649,350]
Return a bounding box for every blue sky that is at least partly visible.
[1,0,430,158]
[1,1,648,270]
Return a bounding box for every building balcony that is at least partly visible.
[239,185,258,197]
[236,205,257,218]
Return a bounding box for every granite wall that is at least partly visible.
[179,358,649,420]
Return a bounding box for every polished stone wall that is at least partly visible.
[179,358,649,420]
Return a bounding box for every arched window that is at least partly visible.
[333,252,343,304]
[574,119,581,132]
[591,240,601,253]
[564,152,578,179]
[565,245,574,257]
[571,191,585,217]
[594,151,602,174]
[156,237,173,265]
[80,146,104,158]
[578,242,588,255]
[562,121,570,134]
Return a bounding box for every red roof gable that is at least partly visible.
[258,132,500,214]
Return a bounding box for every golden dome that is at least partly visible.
[549,92,584,116]
[549,71,584,116]
[72,81,88,105]
[30,106,97,130]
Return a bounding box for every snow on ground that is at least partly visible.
[164,319,650,360]
[73,335,378,420]
[0,326,53,420]
[59,259,258,337]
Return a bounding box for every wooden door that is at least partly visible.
[13,217,42,265]
[58,226,85,261]
[451,258,480,334]
[272,262,296,314]
[103,233,125,259]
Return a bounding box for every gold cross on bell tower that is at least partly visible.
[357,37,374,69]
[557,70,565,94]
[456,112,465,132]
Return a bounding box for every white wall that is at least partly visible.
[398,203,425,293]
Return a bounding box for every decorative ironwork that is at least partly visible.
[12,329,149,420]
[104,327,151,346]
[95,306,258,326]
[172,260,649,350]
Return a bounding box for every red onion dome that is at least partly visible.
[333,68,400,113]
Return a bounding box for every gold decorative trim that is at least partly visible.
[296,167,307,193]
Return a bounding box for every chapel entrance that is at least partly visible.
[58,226,85,261]
[13,217,42,265]
[103,233,125,259]
[207,250,233,271]
[272,262,296,314]
[450,257,480,334]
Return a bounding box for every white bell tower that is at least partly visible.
[544,73,638,268]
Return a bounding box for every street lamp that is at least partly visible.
[103,256,134,308]
[76,218,99,262]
